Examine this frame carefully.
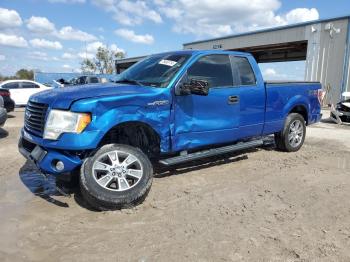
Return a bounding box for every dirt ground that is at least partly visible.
[0,109,349,262]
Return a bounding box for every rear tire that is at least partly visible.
[80,144,153,210]
[274,113,306,152]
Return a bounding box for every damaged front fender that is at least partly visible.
[70,90,173,153]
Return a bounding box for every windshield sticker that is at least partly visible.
[159,59,177,67]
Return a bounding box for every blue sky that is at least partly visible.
[0,0,349,79]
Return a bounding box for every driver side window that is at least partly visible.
[187,54,233,88]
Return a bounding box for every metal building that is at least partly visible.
[116,15,350,104]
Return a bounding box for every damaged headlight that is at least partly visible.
[44,109,91,140]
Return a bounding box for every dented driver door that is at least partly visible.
[172,54,240,151]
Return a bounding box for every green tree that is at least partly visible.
[81,46,125,74]
[15,69,34,80]
[81,58,97,73]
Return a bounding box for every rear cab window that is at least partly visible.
[230,56,256,86]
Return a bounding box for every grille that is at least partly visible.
[24,101,48,137]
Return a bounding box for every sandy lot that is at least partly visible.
[0,109,349,261]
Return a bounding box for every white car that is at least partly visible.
[0,80,52,106]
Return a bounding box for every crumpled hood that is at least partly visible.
[30,83,164,109]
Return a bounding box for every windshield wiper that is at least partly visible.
[115,78,144,86]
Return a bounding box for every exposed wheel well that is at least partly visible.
[289,105,308,124]
[99,122,161,158]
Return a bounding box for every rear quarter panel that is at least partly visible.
[263,82,321,135]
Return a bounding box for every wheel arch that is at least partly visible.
[98,121,161,158]
[289,104,309,124]
[283,95,310,125]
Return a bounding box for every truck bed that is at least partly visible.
[262,81,322,135]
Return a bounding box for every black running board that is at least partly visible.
[159,139,264,166]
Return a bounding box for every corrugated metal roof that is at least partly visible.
[183,14,350,46]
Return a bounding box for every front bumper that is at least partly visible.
[18,129,83,175]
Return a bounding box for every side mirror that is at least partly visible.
[181,79,209,96]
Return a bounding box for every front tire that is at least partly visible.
[80,144,153,210]
[274,113,306,152]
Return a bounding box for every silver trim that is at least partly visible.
[92,150,143,192]
[288,120,304,148]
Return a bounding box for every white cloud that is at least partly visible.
[56,26,97,41]
[48,0,86,3]
[62,52,76,59]
[261,66,290,80]
[0,54,5,61]
[0,33,28,47]
[84,41,124,53]
[27,16,56,33]
[263,68,277,77]
[26,16,97,42]
[28,51,49,61]
[92,0,162,26]
[110,43,124,53]
[28,51,61,62]
[155,0,319,37]
[80,42,112,59]
[62,64,72,69]
[77,41,124,60]
[85,41,105,53]
[30,38,63,50]
[0,8,22,29]
[159,6,182,19]
[284,8,319,24]
[78,52,95,60]
[115,29,154,44]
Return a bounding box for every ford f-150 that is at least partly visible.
[18,50,322,210]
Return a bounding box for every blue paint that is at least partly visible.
[19,50,322,176]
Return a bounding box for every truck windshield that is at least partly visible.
[115,53,191,88]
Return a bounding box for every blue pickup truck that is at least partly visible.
[19,50,322,210]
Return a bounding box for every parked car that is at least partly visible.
[0,88,15,112]
[52,76,103,88]
[330,92,350,124]
[72,75,101,85]
[0,80,52,106]
[0,96,7,127]
[18,50,322,210]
